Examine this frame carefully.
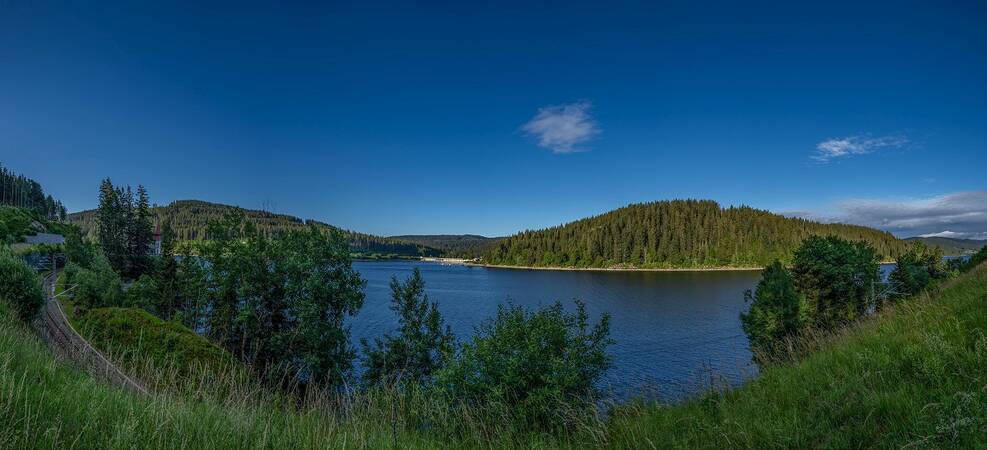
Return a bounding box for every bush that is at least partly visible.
[435,300,611,429]
[792,235,880,328]
[0,250,45,321]
[66,253,123,311]
[965,245,987,272]
[740,260,810,358]
[362,268,456,385]
[126,274,157,310]
[0,206,38,244]
[889,243,945,300]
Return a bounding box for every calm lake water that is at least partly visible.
[350,260,770,401]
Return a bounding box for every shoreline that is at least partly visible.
[462,263,764,272]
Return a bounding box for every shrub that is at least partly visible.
[889,243,945,300]
[740,260,810,358]
[965,245,987,272]
[0,206,38,244]
[126,274,158,310]
[435,300,611,429]
[0,250,45,321]
[198,218,365,387]
[362,268,456,385]
[791,235,880,328]
[66,253,123,311]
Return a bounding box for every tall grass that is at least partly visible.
[606,263,987,448]
[3,263,987,448]
[0,298,602,448]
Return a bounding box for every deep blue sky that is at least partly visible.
[3,1,986,238]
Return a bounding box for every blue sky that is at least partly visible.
[2,1,985,238]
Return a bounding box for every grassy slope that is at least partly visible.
[608,263,987,448]
[3,264,986,448]
[74,307,240,384]
[0,299,410,448]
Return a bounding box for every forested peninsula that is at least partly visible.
[483,199,910,269]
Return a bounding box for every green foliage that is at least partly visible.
[0,205,38,244]
[791,235,880,328]
[0,249,44,321]
[63,226,97,268]
[740,261,809,357]
[65,254,124,311]
[965,245,987,272]
[390,234,502,258]
[484,200,908,269]
[76,307,238,382]
[435,301,611,429]
[70,199,440,257]
[609,261,987,448]
[125,274,157,310]
[3,262,987,448]
[197,215,366,387]
[889,242,946,300]
[0,164,66,220]
[362,268,456,385]
[96,179,154,278]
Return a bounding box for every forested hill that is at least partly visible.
[483,199,910,269]
[388,234,503,258]
[67,200,440,257]
[0,163,66,220]
[904,236,986,256]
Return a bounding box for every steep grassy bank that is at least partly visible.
[608,262,987,448]
[0,299,587,448]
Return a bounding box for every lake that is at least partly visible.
[350,260,768,401]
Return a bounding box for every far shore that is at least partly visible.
[453,260,898,272]
[462,263,764,272]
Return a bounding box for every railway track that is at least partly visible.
[35,271,148,395]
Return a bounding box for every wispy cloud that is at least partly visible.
[521,101,600,154]
[812,135,908,162]
[791,191,987,239]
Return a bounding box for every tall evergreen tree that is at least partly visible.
[97,178,126,273]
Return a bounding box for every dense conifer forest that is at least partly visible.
[68,199,439,257]
[0,164,66,220]
[484,199,911,268]
[387,234,503,258]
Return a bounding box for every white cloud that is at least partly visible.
[812,135,908,162]
[792,191,987,239]
[521,101,600,154]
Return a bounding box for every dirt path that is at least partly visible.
[35,271,148,395]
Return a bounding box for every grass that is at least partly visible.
[2,263,986,448]
[606,263,987,448]
[0,206,37,244]
[75,308,233,374]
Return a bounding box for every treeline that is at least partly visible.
[96,179,155,279]
[0,164,66,221]
[389,234,503,258]
[484,199,910,268]
[741,236,962,360]
[55,205,611,428]
[68,199,440,257]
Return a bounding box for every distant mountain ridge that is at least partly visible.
[483,199,912,269]
[67,199,441,258]
[904,236,986,256]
